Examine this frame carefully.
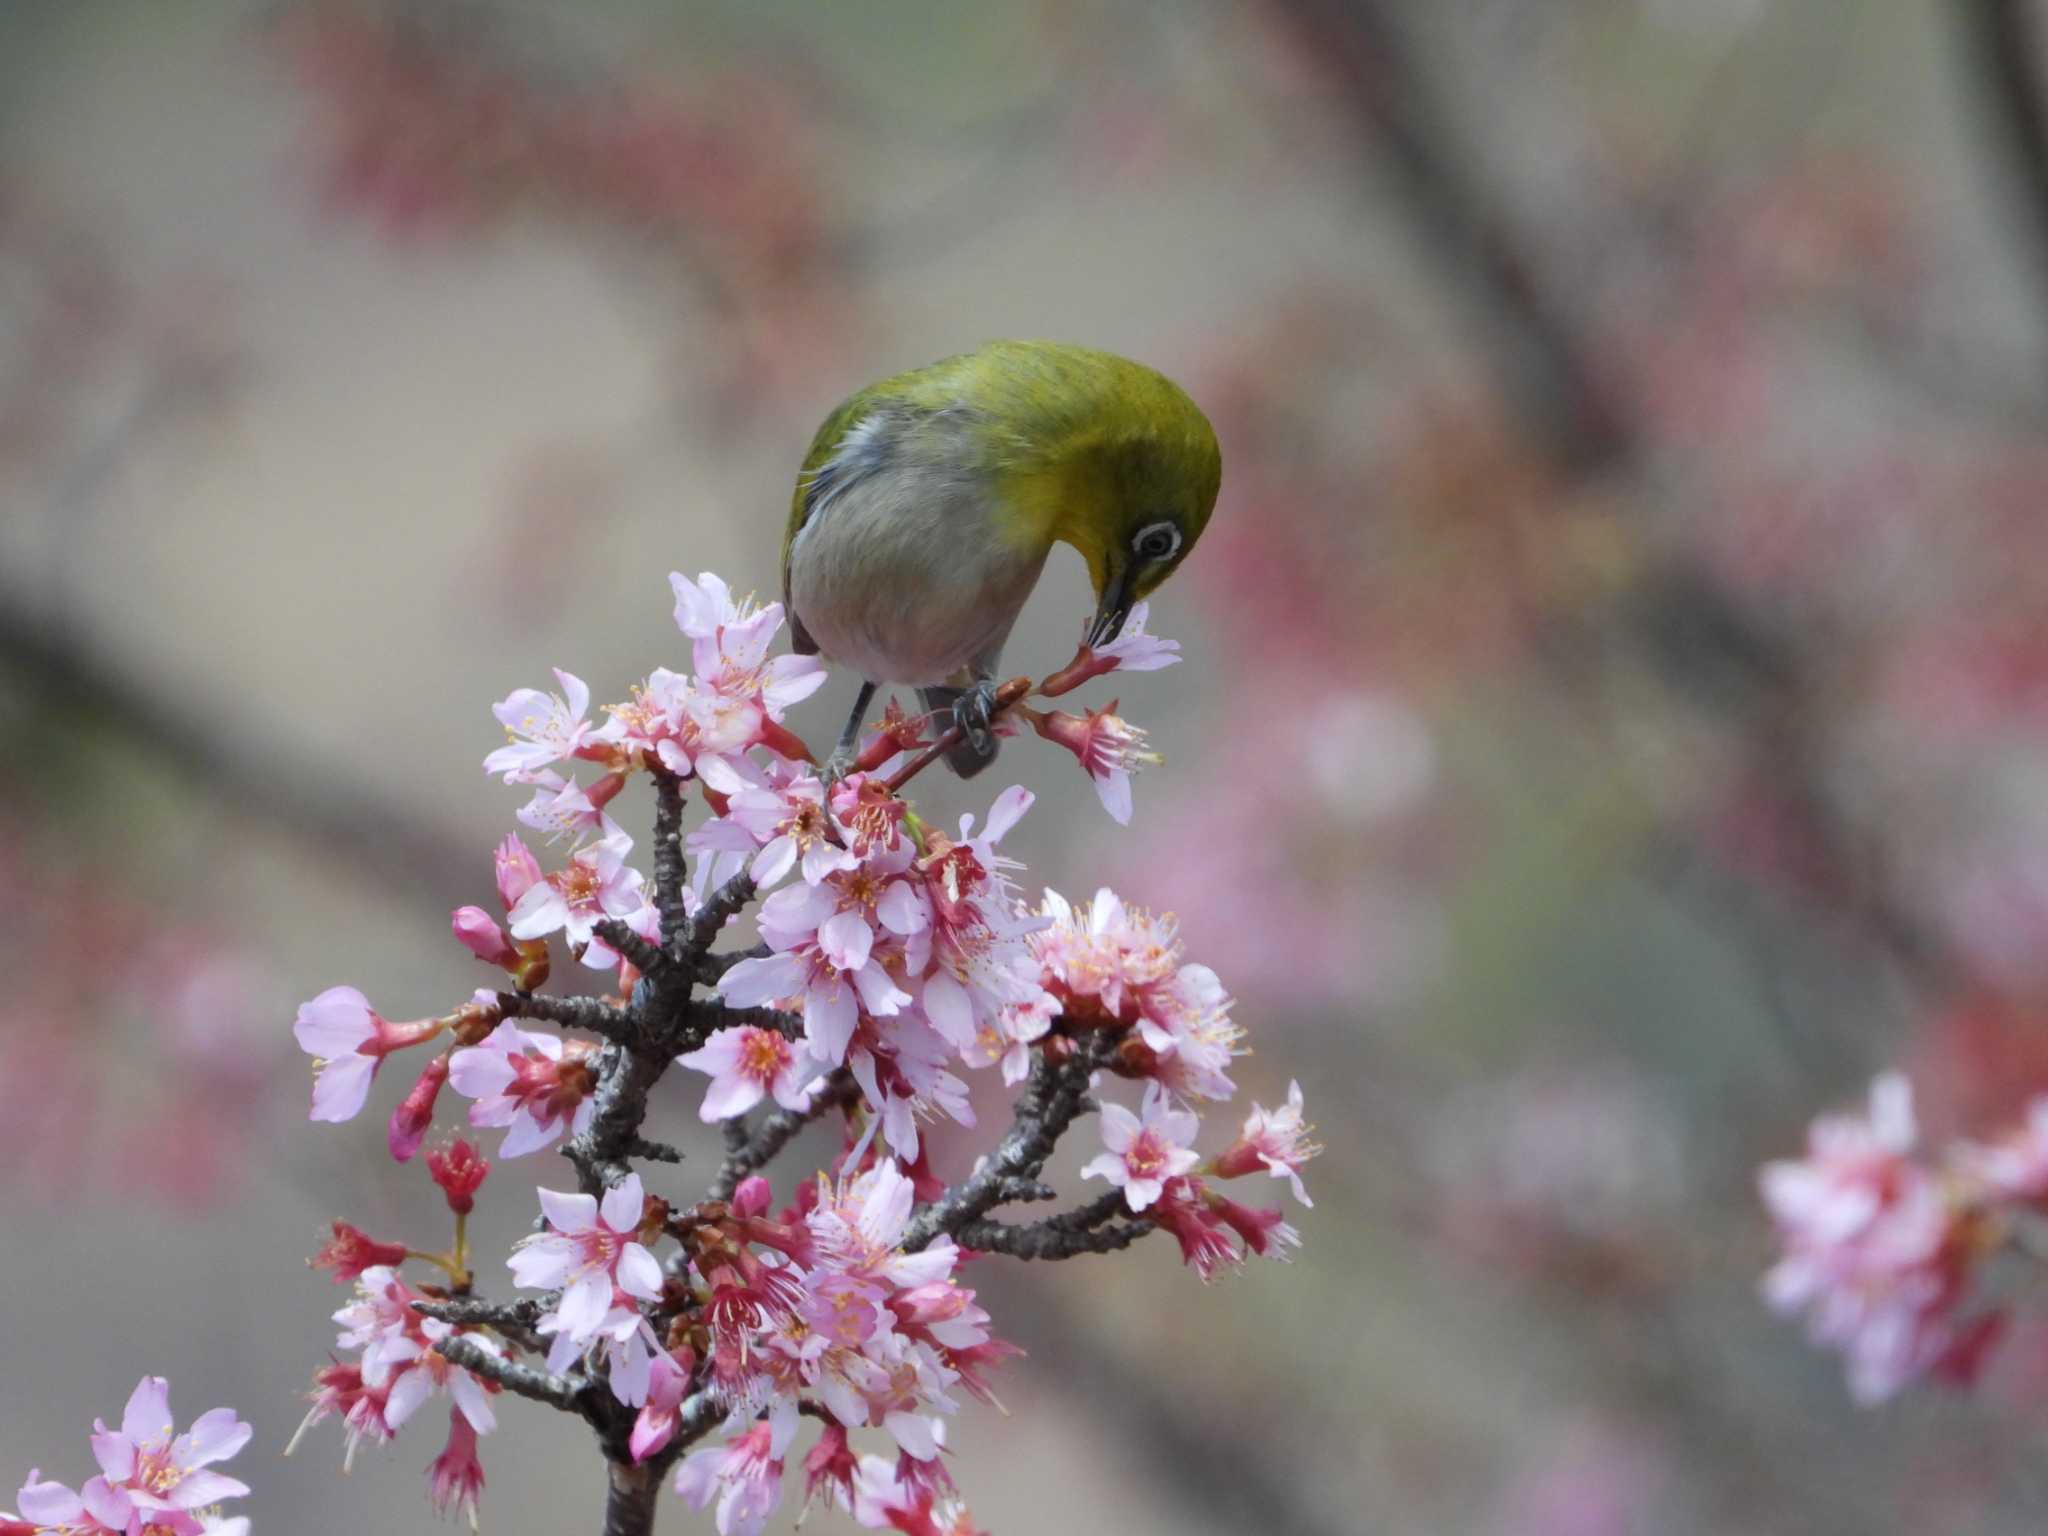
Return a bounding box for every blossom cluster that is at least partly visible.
[1758,1072,2048,1403]
[284,572,1315,1533]
[2,1377,251,1536]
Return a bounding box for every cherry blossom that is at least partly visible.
[508,1176,664,1352]
[293,985,444,1123]
[483,668,595,780]
[87,1376,251,1516]
[426,1408,485,1529]
[1027,703,1161,823]
[1955,1094,2048,1204]
[1212,1079,1320,1206]
[447,1021,597,1157]
[504,833,650,965]
[1759,1074,1990,1402]
[1082,1082,1202,1211]
[333,1267,499,1434]
[672,1403,796,1536]
[677,1025,819,1120]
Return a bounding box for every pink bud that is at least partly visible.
[426,1136,490,1215]
[731,1175,773,1218]
[388,1053,450,1162]
[493,834,544,912]
[452,905,519,968]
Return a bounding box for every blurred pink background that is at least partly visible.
[9,3,2048,1531]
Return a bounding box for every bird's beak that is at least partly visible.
[1089,566,1135,648]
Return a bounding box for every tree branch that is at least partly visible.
[903,1038,1105,1252]
[707,1068,859,1199]
[954,1213,1154,1260]
[495,991,639,1045]
[433,1334,582,1411]
[683,870,756,958]
[592,918,668,979]
[649,771,691,952]
[1959,0,2048,354]
[414,1295,549,1330]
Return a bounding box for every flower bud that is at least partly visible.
[451,905,520,968]
[388,1053,450,1162]
[494,834,544,912]
[731,1175,773,1218]
[426,1136,490,1215]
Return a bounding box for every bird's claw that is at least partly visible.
[820,748,858,788]
[954,679,999,756]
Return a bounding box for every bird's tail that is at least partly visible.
[919,685,1000,778]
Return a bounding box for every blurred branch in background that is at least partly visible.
[1959,0,2048,352]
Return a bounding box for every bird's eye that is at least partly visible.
[1132,521,1182,562]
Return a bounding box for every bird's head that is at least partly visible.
[1048,369,1222,646]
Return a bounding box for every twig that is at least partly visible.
[882,677,1032,792]
[683,870,756,957]
[592,918,667,978]
[433,1334,582,1411]
[495,991,639,1044]
[1959,0,2048,359]
[648,771,691,951]
[954,1213,1154,1260]
[693,1002,803,1039]
[413,1296,549,1330]
[708,1068,859,1200]
[903,1039,1105,1252]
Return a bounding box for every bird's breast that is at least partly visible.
[788,464,1050,686]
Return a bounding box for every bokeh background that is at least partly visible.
[9,2,2048,1531]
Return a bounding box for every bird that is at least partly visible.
[783,340,1221,778]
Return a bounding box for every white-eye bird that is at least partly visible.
[783,340,1222,776]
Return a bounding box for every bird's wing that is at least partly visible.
[784,388,895,656]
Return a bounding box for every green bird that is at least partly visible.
[783,340,1222,777]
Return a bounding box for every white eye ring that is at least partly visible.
[1132,521,1182,561]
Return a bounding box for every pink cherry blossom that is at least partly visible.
[333,1267,499,1435]
[483,668,595,780]
[87,1375,251,1515]
[708,773,857,888]
[1027,703,1160,824]
[426,1407,485,1529]
[447,1021,598,1157]
[387,1052,450,1162]
[508,1176,664,1351]
[1955,1094,2048,1204]
[1038,599,1182,696]
[514,768,626,846]
[1758,1074,1988,1403]
[504,833,650,966]
[673,1403,797,1536]
[1082,1082,1202,1211]
[309,1219,410,1284]
[427,1136,491,1214]
[679,1025,821,1121]
[12,1471,134,1534]
[630,1349,698,1464]
[1212,1080,1320,1206]
[293,985,444,1123]
[284,1361,393,1471]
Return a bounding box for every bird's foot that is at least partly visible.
[953,678,1000,756]
[820,747,858,788]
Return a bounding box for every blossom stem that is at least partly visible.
[882,676,1033,792]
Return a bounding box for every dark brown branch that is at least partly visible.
[495,991,639,1044]
[1040,1188,1128,1232]
[708,1068,859,1199]
[649,771,691,951]
[413,1296,548,1330]
[564,1039,673,1194]
[603,1458,661,1536]
[697,941,770,982]
[592,917,667,978]
[694,1002,803,1039]
[433,1333,582,1410]
[955,1213,1154,1260]
[903,1039,1105,1252]
[683,870,756,957]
